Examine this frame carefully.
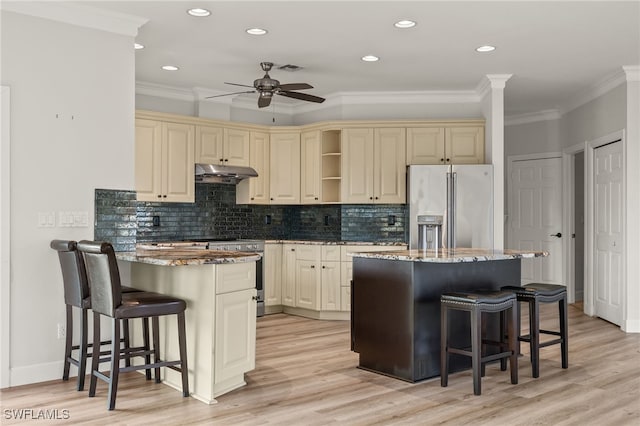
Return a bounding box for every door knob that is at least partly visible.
[550,232,562,238]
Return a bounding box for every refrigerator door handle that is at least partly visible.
[446,171,457,249]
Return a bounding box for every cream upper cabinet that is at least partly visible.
[195,125,249,166]
[407,125,484,165]
[237,131,270,204]
[264,243,282,307]
[445,126,484,164]
[300,130,322,204]
[342,128,406,204]
[135,119,195,203]
[270,132,301,204]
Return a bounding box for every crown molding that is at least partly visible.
[136,81,195,102]
[561,67,627,115]
[0,2,147,37]
[505,109,562,126]
[623,65,640,82]
[476,74,513,98]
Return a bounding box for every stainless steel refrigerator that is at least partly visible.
[408,164,494,249]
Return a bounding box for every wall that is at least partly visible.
[136,94,195,117]
[1,11,135,385]
[95,186,407,249]
[504,119,563,157]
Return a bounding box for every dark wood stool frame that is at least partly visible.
[502,283,568,378]
[441,292,519,395]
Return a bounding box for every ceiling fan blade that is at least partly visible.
[205,90,255,99]
[278,91,325,103]
[224,82,255,88]
[258,95,272,108]
[279,83,313,91]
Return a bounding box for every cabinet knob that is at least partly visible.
[291,248,295,252]
[440,158,445,162]
[322,265,325,269]
[375,196,379,200]
[224,159,228,162]
[219,158,224,163]
[311,265,315,269]
[446,158,450,163]
[369,197,373,200]
[251,296,258,300]
[162,195,167,198]
[270,198,274,201]
[315,197,318,200]
[157,195,162,198]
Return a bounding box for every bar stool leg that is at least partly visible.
[499,310,507,371]
[508,301,518,384]
[152,316,161,383]
[440,305,449,388]
[530,298,540,378]
[143,317,152,380]
[77,308,89,391]
[107,318,121,411]
[88,312,101,398]
[177,312,189,397]
[63,305,73,383]
[471,307,482,396]
[122,319,131,367]
[560,295,569,369]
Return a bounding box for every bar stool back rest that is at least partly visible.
[51,239,89,308]
[79,241,122,317]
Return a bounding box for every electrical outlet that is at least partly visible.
[57,323,66,340]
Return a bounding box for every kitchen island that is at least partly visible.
[350,248,547,382]
[116,247,260,404]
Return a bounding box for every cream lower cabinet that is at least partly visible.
[282,244,297,307]
[407,125,484,165]
[295,245,321,310]
[135,119,195,203]
[264,242,282,310]
[342,128,406,204]
[128,261,256,404]
[320,245,341,311]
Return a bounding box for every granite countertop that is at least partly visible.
[349,248,548,263]
[265,240,406,246]
[116,248,261,266]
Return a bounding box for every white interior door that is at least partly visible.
[593,141,624,325]
[508,157,563,285]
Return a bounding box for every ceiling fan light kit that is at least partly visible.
[206,61,325,108]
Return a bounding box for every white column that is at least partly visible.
[623,66,640,332]
[479,74,512,250]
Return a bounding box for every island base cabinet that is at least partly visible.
[128,261,256,404]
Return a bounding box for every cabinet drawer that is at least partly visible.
[321,245,341,261]
[216,262,256,294]
[296,244,321,261]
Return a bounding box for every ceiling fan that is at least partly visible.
[206,62,325,108]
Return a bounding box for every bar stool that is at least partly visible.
[501,283,568,378]
[77,240,189,410]
[50,240,145,391]
[440,290,518,395]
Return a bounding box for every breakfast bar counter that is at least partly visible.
[350,248,547,382]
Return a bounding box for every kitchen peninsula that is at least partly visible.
[116,246,260,404]
[350,248,547,382]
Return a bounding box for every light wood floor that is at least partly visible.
[2,304,639,425]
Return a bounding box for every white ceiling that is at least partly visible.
[82,1,639,117]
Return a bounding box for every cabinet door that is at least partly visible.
[135,119,163,202]
[300,130,321,204]
[282,244,297,307]
[374,128,406,204]
[264,243,282,306]
[215,288,256,384]
[237,131,270,204]
[342,128,374,203]
[406,127,445,165]
[445,126,484,164]
[163,122,195,203]
[223,128,250,166]
[270,133,301,204]
[195,125,224,164]
[296,259,320,310]
[321,261,341,311]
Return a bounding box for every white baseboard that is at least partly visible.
[623,319,640,333]
[10,361,64,387]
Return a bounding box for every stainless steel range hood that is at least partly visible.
[195,163,258,184]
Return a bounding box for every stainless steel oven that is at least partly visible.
[206,239,265,317]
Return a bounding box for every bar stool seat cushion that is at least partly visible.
[502,283,566,298]
[117,292,187,319]
[441,290,516,305]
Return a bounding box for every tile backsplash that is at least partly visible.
[95,184,406,251]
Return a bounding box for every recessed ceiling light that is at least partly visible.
[161,65,179,71]
[476,45,496,52]
[134,43,144,50]
[246,28,268,35]
[394,20,416,29]
[187,8,211,17]
[361,55,379,62]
